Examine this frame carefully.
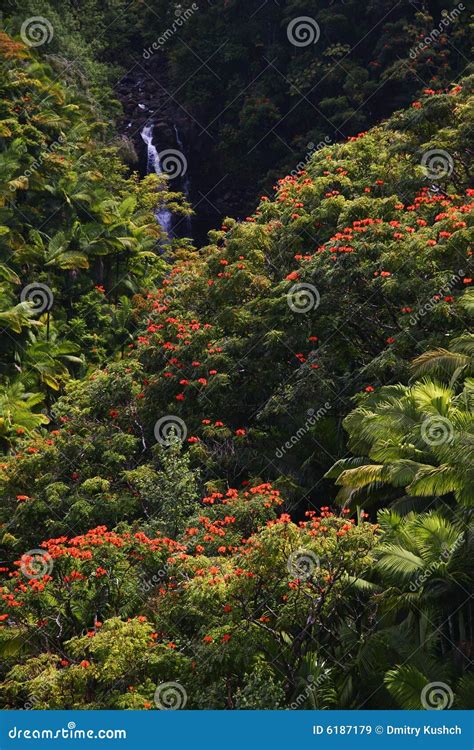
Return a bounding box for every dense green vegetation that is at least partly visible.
[4,0,471,223]
[0,31,190,446]
[0,3,473,713]
[139,0,471,218]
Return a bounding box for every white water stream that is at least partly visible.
[140,123,174,238]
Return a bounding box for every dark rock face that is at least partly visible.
[115,59,227,245]
[116,62,196,239]
[116,62,176,175]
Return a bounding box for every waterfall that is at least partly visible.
[140,123,173,238]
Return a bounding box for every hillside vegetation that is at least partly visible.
[0,26,473,711]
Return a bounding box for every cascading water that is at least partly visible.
[140,123,174,238]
